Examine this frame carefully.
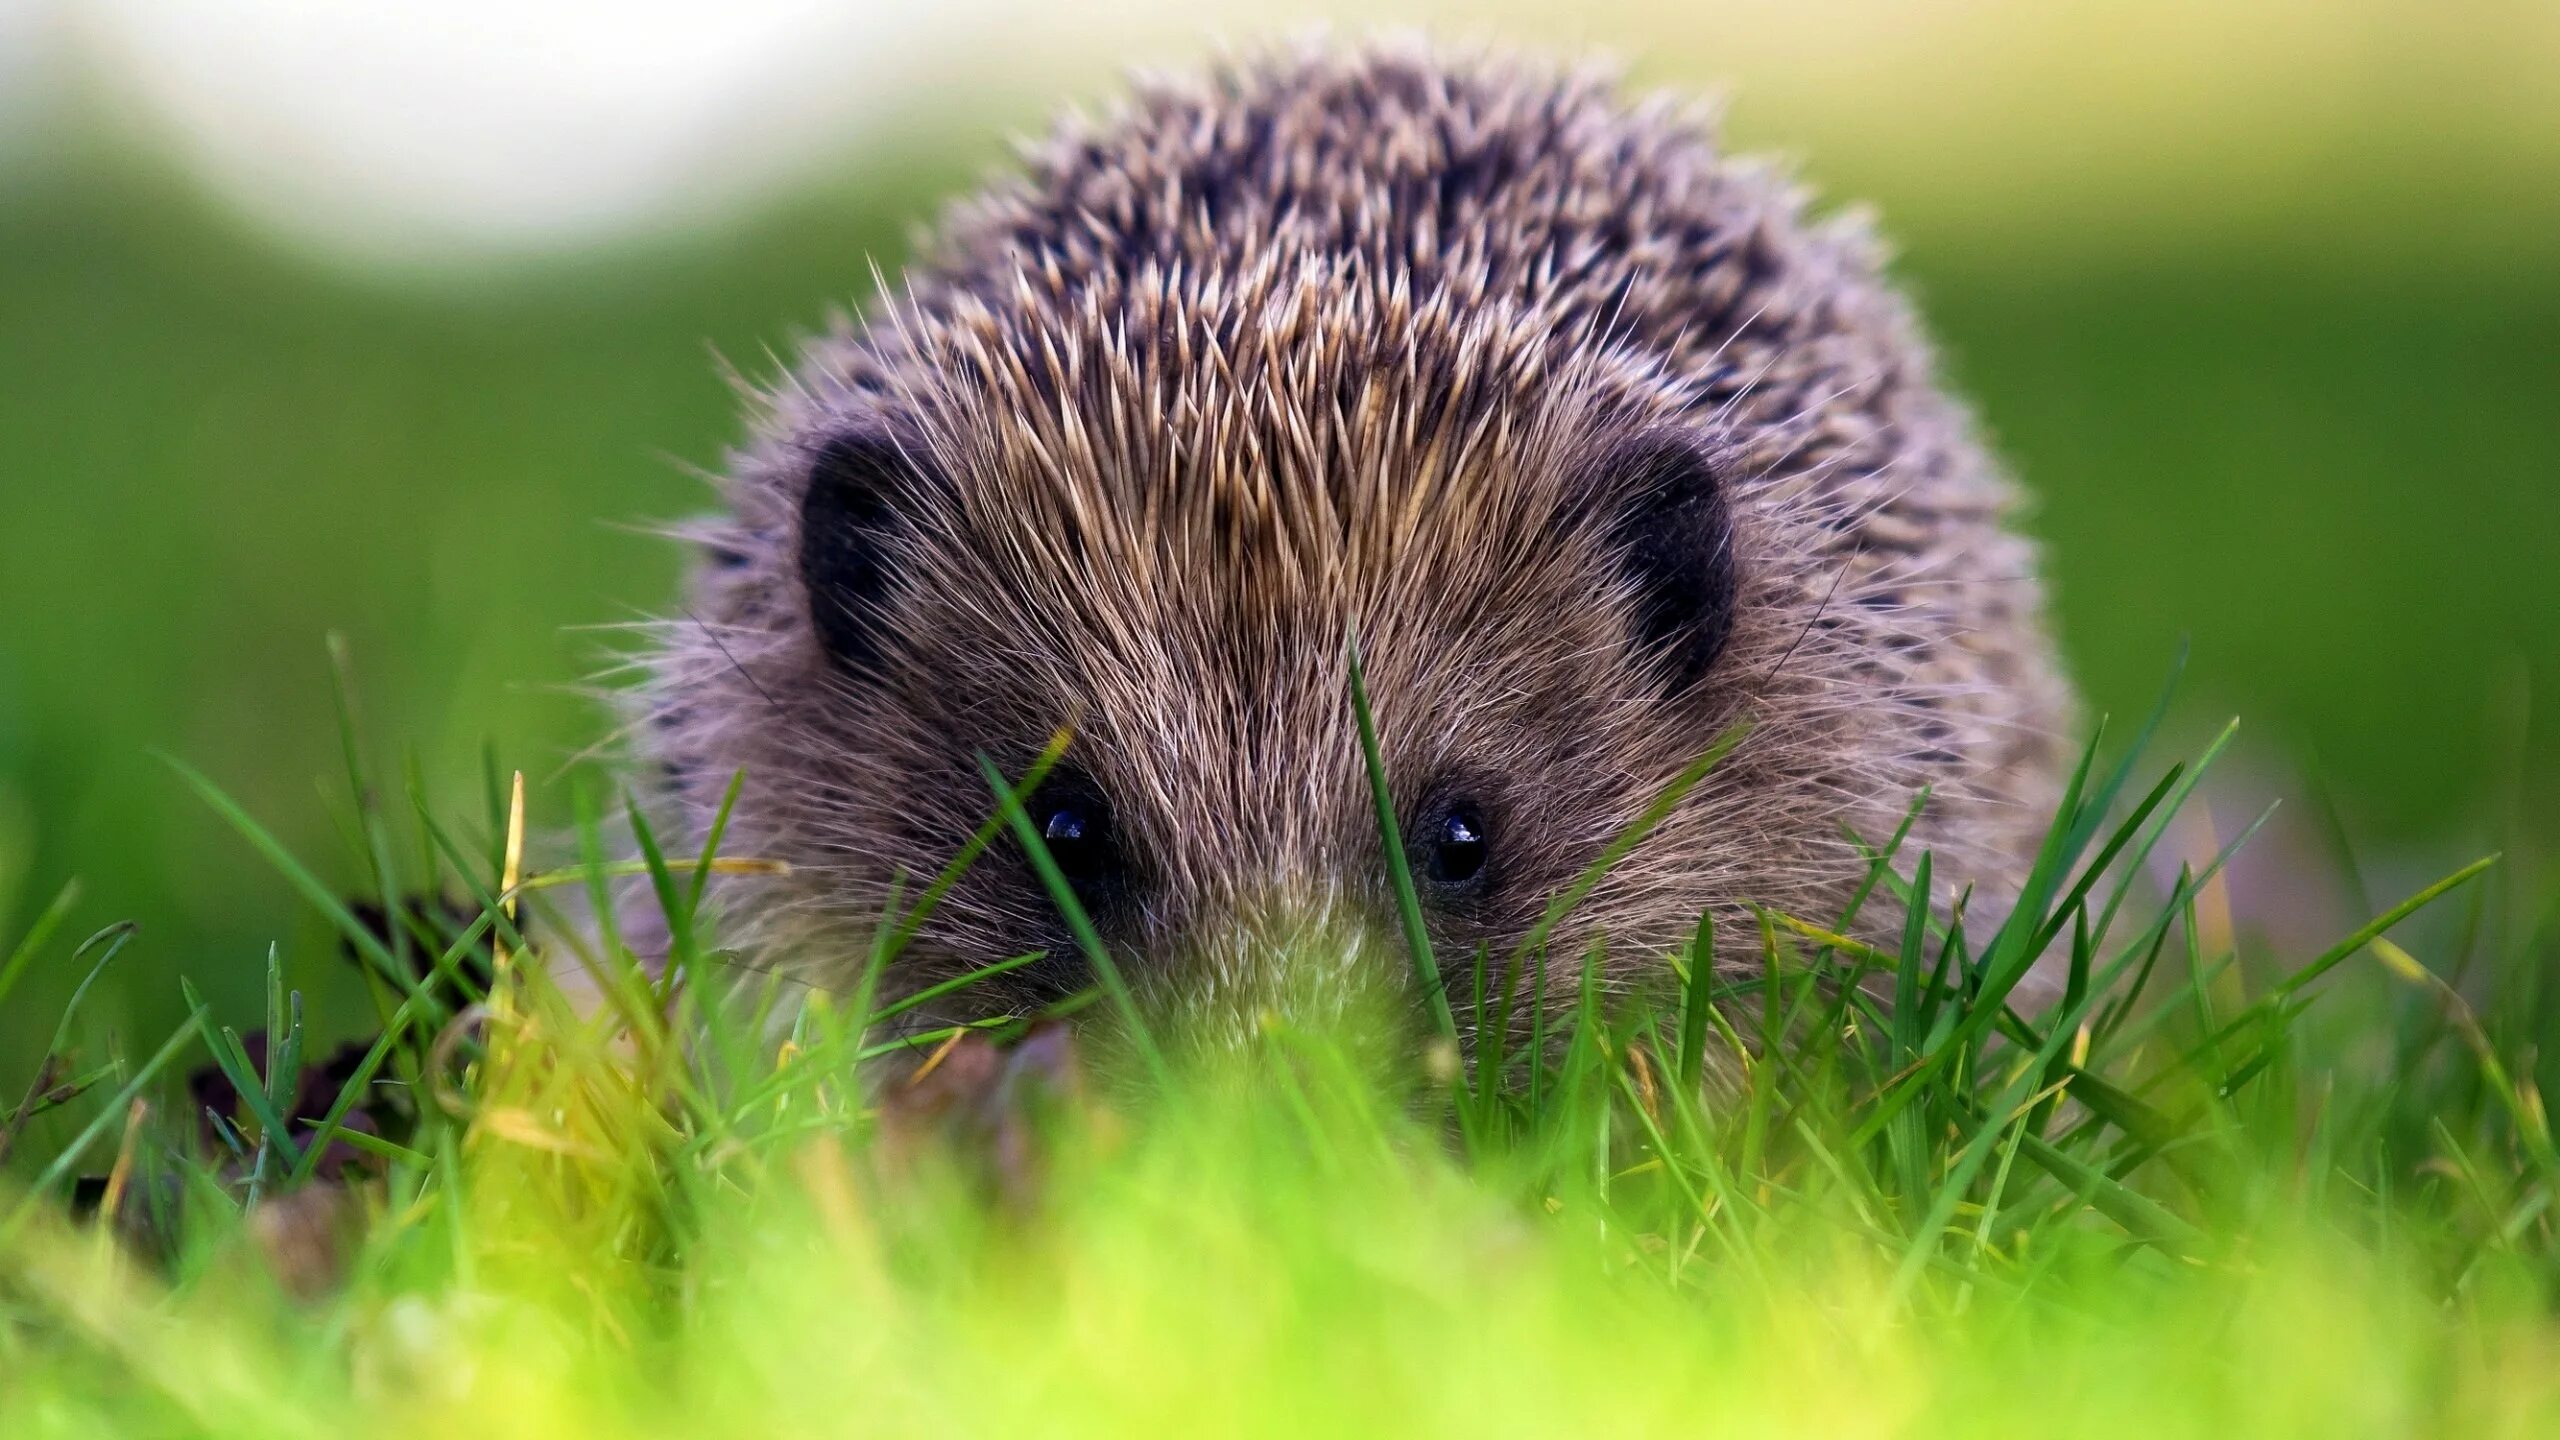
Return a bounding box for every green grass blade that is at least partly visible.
[1676,911,1716,1092]
[162,752,416,998]
[0,878,80,1015]
[1511,721,1752,972]
[868,951,1049,1026]
[1345,628,1459,1048]
[977,754,1169,1088]
[181,979,304,1177]
[288,989,433,1186]
[885,730,1070,962]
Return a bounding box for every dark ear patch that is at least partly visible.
[1600,433,1740,691]
[798,428,930,673]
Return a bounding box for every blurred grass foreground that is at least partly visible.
[2,693,2558,1436]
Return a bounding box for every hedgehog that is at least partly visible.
[637,42,2075,1058]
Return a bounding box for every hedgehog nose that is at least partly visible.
[1140,890,1410,1078]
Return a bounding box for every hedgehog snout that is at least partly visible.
[1138,884,1418,1073]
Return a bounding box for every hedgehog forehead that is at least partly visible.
[879,253,1670,593]
[894,405,1622,799]
[875,268,1641,729]
[855,270,1664,841]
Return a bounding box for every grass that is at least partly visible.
[0,655,2556,1438]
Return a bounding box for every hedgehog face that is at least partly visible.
[748,347,1749,1045]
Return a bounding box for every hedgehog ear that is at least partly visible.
[1596,432,1740,693]
[798,427,933,674]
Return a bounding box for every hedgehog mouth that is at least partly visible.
[1113,894,1417,1077]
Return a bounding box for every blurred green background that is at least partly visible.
[1,0,2555,1068]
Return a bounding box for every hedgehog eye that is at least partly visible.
[1036,797,1115,889]
[1421,805,1491,890]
